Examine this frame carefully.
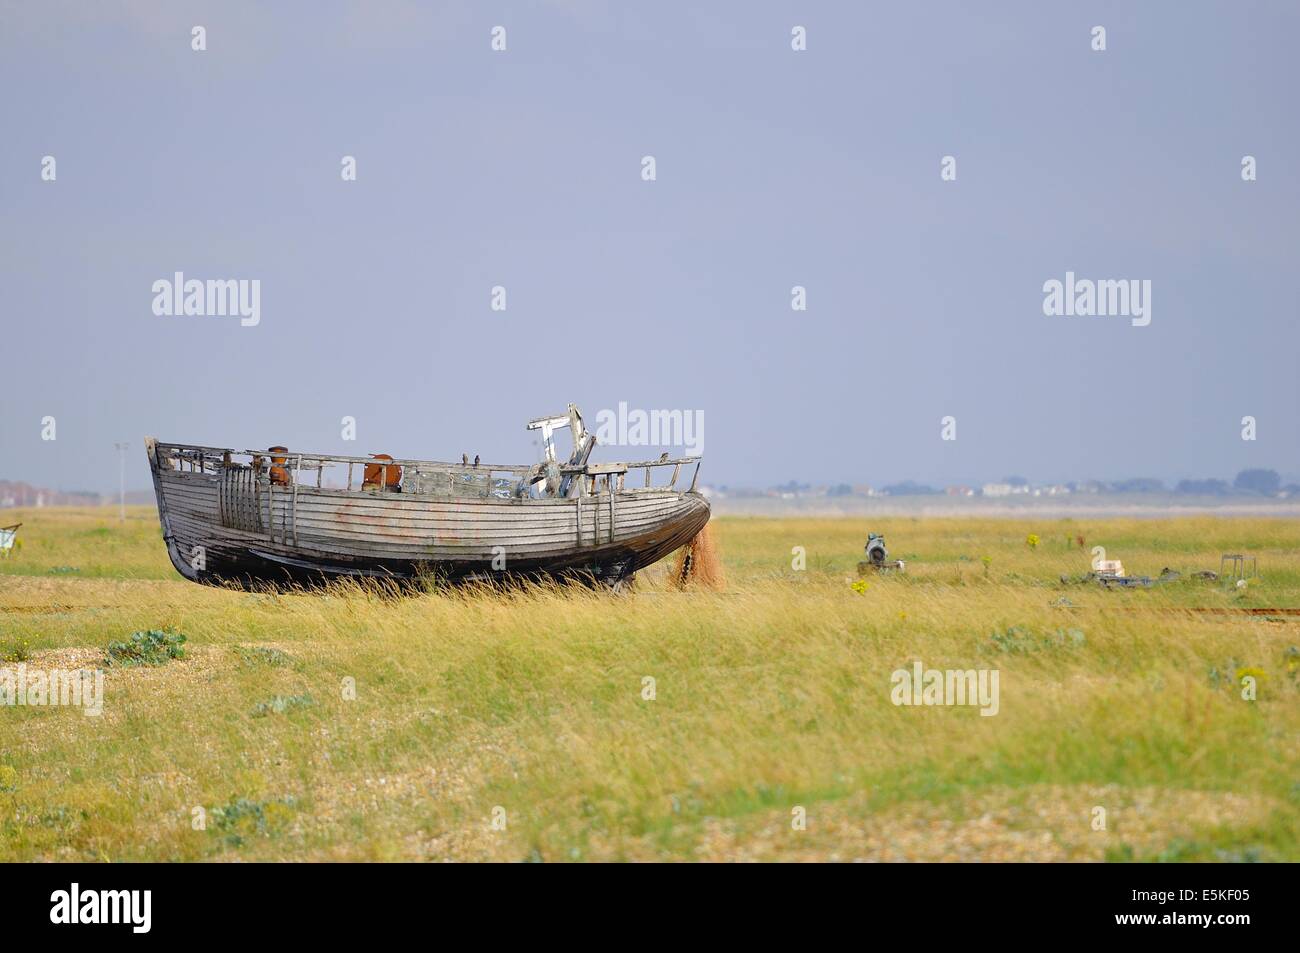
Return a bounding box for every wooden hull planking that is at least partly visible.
[146,438,709,588]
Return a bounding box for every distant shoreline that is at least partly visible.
[709,494,1300,519]
[5,495,1300,521]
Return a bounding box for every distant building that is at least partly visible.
[945,485,975,497]
[0,481,102,508]
[981,482,1030,497]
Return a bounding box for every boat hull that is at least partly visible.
[146,439,709,588]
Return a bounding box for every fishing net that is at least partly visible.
[671,523,724,589]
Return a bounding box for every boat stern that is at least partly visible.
[145,437,202,583]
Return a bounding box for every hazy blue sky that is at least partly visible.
[2,0,1297,493]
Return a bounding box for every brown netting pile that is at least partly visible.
[670,523,724,589]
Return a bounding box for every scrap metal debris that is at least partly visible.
[1221,554,1259,580]
[857,532,905,574]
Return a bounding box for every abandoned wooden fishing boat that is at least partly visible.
[145,404,708,588]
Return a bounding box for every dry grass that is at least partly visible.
[0,507,1297,861]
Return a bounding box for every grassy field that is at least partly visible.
[1,506,1297,862]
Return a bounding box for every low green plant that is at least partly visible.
[983,625,1086,655]
[103,629,186,667]
[210,795,298,846]
[1,637,32,662]
[234,645,296,668]
[250,693,314,718]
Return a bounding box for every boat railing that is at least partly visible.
[560,457,702,495]
[154,442,702,499]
